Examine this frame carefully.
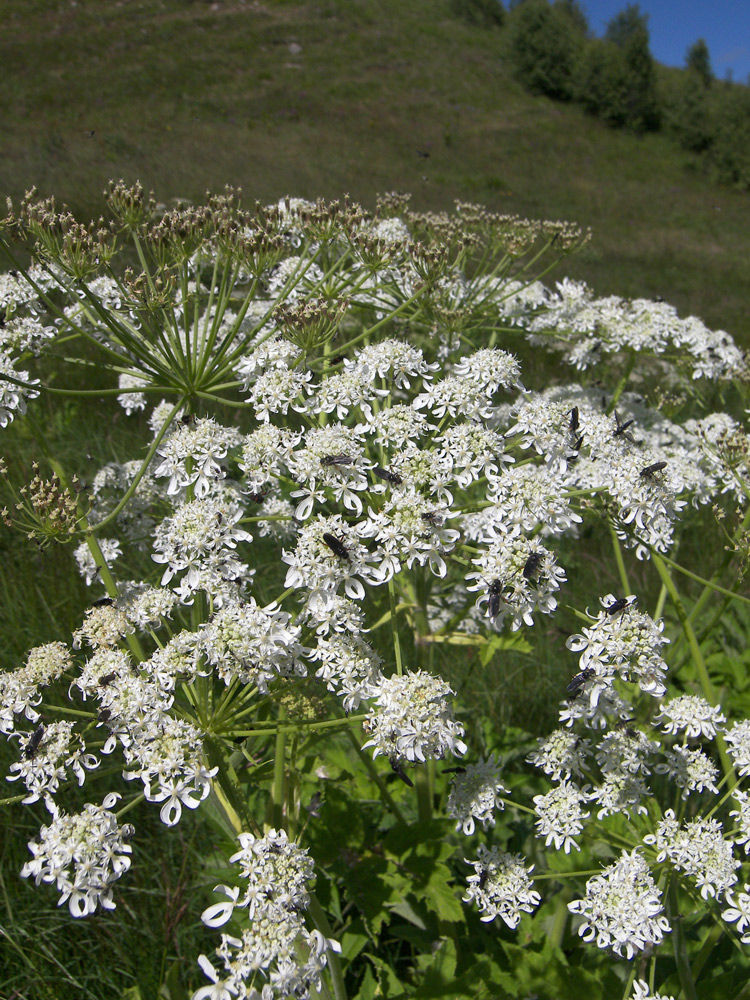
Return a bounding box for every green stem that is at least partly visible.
[271,704,287,831]
[388,578,404,677]
[651,553,734,782]
[345,729,406,823]
[90,398,184,533]
[608,522,631,596]
[691,920,724,984]
[307,894,348,1000]
[669,880,698,1000]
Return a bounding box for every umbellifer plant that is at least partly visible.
[1,183,749,999]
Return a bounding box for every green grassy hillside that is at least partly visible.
[2,0,750,344]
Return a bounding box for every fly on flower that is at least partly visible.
[566,668,594,697]
[389,757,414,788]
[92,596,114,607]
[640,461,668,479]
[320,454,354,467]
[522,552,543,581]
[613,410,636,444]
[487,579,503,619]
[322,532,350,560]
[372,465,403,486]
[24,723,45,759]
[247,486,271,503]
[606,596,635,616]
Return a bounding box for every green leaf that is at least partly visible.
[364,953,409,999]
[352,965,378,1000]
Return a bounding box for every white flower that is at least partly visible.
[723,883,750,943]
[533,780,590,853]
[644,809,739,900]
[20,793,133,917]
[654,694,725,739]
[568,849,670,959]
[463,845,540,926]
[447,755,508,835]
[362,670,467,766]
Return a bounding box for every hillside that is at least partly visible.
[2,0,750,342]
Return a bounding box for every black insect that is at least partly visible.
[322,532,349,560]
[99,672,117,687]
[606,596,634,616]
[566,668,594,696]
[372,465,403,486]
[92,596,114,608]
[522,552,543,581]
[613,410,636,443]
[442,766,466,775]
[98,709,112,724]
[389,758,414,788]
[421,511,444,528]
[321,454,354,467]
[24,724,45,759]
[640,461,667,479]
[247,487,270,504]
[487,579,503,619]
[180,413,196,426]
[569,406,580,434]
[477,867,490,890]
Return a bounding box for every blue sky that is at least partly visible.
[582,1,750,83]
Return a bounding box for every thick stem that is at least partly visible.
[307,894,348,1000]
[669,881,699,1000]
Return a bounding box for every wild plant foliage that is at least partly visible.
[1,184,749,999]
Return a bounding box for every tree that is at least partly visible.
[601,2,660,131]
[507,0,585,101]
[449,0,505,27]
[686,38,713,87]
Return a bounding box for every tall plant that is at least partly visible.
[1,184,749,999]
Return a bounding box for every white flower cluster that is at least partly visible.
[199,598,307,693]
[446,755,509,835]
[362,670,467,767]
[522,278,746,382]
[153,417,243,498]
[195,829,340,1000]
[0,642,70,735]
[309,633,384,712]
[7,720,99,806]
[565,595,669,717]
[644,810,740,900]
[463,844,540,927]
[567,849,671,959]
[20,792,133,917]
[152,496,253,604]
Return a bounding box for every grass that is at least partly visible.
[2,0,750,342]
[1,7,750,995]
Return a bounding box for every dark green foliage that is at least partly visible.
[449,0,505,27]
[604,1,648,47]
[507,0,585,100]
[686,37,713,87]
[575,37,631,127]
[708,84,750,189]
[666,69,714,153]
[574,4,659,132]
